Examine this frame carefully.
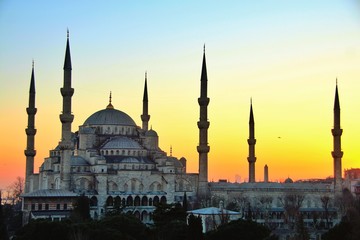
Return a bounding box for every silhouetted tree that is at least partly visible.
[187,214,203,240]
[0,190,9,240]
[70,194,90,222]
[294,214,309,240]
[205,219,276,240]
[183,192,188,211]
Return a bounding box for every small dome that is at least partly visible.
[284,177,293,183]
[84,108,136,126]
[145,129,158,137]
[102,137,142,149]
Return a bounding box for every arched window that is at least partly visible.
[160,196,167,204]
[134,211,140,219]
[141,211,148,221]
[141,196,148,206]
[134,196,140,206]
[106,196,114,206]
[90,196,98,207]
[153,196,159,206]
[149,198,153,206]
[126,196,133,206]
[114,196,121,207]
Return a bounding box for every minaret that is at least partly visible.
[247,99,257,182]
[197,46,210,199]
[332,81,343,193]
[141,72,150,131]
[59,30,74,190]
[24,61,37,193]
[264,164,269,183]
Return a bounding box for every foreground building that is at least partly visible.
[22,32,344,238]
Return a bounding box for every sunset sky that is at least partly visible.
[1,1,360,189]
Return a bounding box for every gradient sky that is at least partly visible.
[1,1,360,189]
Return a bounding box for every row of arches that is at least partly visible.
[108,180,163,192]
[89,195,167,207]
[106,195,167,207]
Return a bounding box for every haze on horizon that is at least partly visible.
[1,0,360,189]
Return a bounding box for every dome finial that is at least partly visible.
[170,145,172,157]
[67,28,69,39]
[107,91,114,109]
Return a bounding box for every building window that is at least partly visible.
[45,204,49,210]
[64,203,67,210]
[31,204,35,210]
[56,204,61,210]
[38,204,42,210]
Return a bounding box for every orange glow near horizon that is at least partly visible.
[1,1,360,189]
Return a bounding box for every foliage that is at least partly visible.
[0,197,9,240]
[13,219,71,240]
[70,194,91,222]
[187,214,203,240]
[14,213,151,240]
[294,214,309,240]
[205,219,275,240]
[322,188,360,240]
[152,202,186,228]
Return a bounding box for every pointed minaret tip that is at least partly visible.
[63,30,72,70]
[203,44,205,53]
[107,91,114,109]
[30,61,35,93]
[334,79,340,110]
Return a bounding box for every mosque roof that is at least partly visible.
[102,137,143,149]
[145,129,158,137]
[22,189,78,197]
[83,108,136,126]
[105,156,154,164]
[71,156,89,166]
[187,207,240,215]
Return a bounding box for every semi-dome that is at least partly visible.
[145,128,158,137]
[83,108,136,126]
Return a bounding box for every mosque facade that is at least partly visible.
[22,33,344,236]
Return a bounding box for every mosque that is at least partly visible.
[22,32,345,236]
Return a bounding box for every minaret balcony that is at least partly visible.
[25,128,37,135]
[24,149,36,157]
[331,129,343,136]
[198,97,210,106]
[332,151,343,158]
[197,145,210,153]
[60,88,74,97]
[60,114,74,123]
[141,114,150,121]
[247,139,256,145]
[26,107,37,115]
[197,121,210,129]
[247,157,257,162]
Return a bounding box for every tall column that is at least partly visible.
[332,82,343,193]
[264,165,269,183]
[141,72,150,131]
[197,46,210,199]
[24,61,37,193]
[59,30,74,190]
[247,100,256,182]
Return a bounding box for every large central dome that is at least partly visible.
[83,108,136,126]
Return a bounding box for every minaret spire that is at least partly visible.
[107,91,114,109]
[59,30,74,190]
[25,62,37,193]
[332,80,343,193]
[197,47,210,199]
[141,72,150,131]
[247,98,257,182]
